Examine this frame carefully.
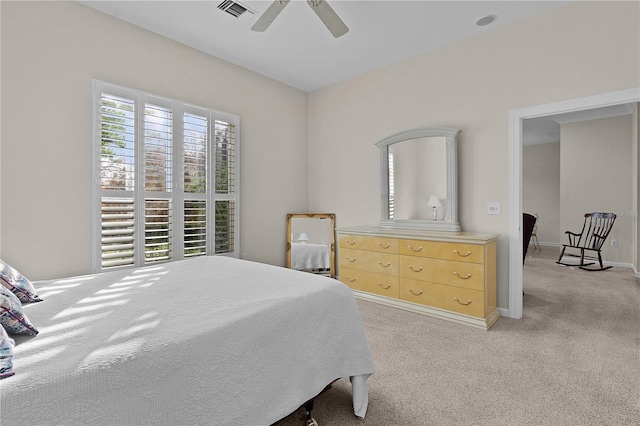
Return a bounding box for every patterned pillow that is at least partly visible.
[0,325,15,379]
[0,286,39,336]
[0,258,42,303]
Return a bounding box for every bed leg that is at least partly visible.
[301,380,337,426]
[304,399,318,426]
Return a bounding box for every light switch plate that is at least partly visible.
[487,202,501,215]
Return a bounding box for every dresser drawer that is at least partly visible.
[336,228,498,329]
[339,234,399,254]
[399,278,484,317]
[340,248,399,275]
[398,240,484,264]
[399,256,485,291]
[339,267,400,298]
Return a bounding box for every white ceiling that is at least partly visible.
[78,0,568,93]
[78,0,634,142]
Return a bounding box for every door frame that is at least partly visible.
[507,88,640,319]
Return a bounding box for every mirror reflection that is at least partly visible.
[377,127,461,231]
[286,213,336,278]
[391,137,447,221]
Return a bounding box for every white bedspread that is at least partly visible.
[1,256,375,425]
[291,243,330,270]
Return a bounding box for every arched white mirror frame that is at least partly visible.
[377,127,462,232]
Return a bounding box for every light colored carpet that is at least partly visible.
[276,248,640,425]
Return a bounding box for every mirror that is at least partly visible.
[286,213,336,278]
[377,127,461,231]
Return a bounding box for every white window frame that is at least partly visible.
[91,80,240,272]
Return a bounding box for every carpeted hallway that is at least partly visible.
[277,247,640,425]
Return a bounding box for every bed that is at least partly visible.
[291,243,330,271]
[0,256,375,425]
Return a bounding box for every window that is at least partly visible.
[93,81,239,272]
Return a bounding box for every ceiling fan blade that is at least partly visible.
[251,0,290,32]
[307,0,349,38]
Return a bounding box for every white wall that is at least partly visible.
[0,1,309,279]
[523,142,560,246]
[634,104,640,273]
[560,115,634,264]
[307,1,640,309]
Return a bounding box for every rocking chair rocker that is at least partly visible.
[556,212,616,271]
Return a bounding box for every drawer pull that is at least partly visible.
[378,283,392,289]
[345,256,357,262]
[454,297,472,305]
[344,276,356,283]
[408,245,423,252]
[454,272,472,279]
[408,288,423,296]
[454,249,472,257]
[407,265,423,272]
[377,261,392,267]
[345,240,356,245]
[377,242,391,249]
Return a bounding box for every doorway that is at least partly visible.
[507,88,640,319]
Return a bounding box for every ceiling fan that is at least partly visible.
[251,0,349,38]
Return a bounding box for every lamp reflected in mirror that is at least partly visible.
[286,213,336,278]
[427,195,442,221]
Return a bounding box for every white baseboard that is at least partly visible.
[556,259,633,269]
[604,261,634,269]
[498,307,510,318]
[549,245,634,271]
[539,242,561,248]
[526,242,560,251]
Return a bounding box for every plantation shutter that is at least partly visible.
[93,81,240,272]
[144,103,173,263]
[183,112,208,258]
[214,119,237,254]
[99,93,136,268]
[101,198,135,267]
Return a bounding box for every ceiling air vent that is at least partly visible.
[217,0,256,22]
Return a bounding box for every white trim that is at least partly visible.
[536,242,561,248]
[555,260,633,270]
[508,88,640,319]
[173,103,186,262]
[604,261,633,269]
[91,80,102,273]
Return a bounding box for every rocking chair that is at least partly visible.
[556,212,616,271]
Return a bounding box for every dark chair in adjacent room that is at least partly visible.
[556,212,617,271]
[531,213,540,250]
[523,213,537,263]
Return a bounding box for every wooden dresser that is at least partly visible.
[336,226,499,330]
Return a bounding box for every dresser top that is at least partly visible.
[336,225,499,244]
